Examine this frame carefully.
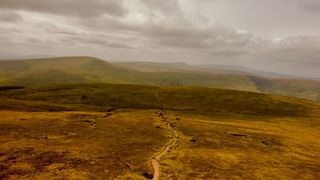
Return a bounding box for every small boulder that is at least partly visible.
[190,138,197,143]
[142,172,153,179]
[41,136,48,140]
[47,163,65,171]
[230,133,247,137]
[261,140,271,145]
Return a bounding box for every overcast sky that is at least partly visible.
[0,0,319,79]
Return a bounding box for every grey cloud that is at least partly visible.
[143,25,254,54]
[69,1,254,55]
[138,0,183,15]
[61,35,134,49]
[0,0,254,55]
[0,11,22,22]
[1,0,320,79]
[300,0,320,13]
[0,0,127,17]
[260,35,320,63]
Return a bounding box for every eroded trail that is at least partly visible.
[150,92,179,180]
[151,120,178,180]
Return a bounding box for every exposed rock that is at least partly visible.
[261,140,271,145]
[103,113,113,118]
[41,136,48,140]
[230,133,247,137]
[190,138,197,143]
[46,163,65,171]
[142,172,153,179]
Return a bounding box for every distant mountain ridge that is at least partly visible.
[1,56,320,102]
[115,61,309,79]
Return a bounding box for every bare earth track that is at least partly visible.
[150,92,179,180]
[150,116,178,180]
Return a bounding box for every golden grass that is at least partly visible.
[0,108,319,179]
[0,84,319,179]
[0,110,170,179]
[159,111,320,179]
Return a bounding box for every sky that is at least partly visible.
[0,0,320,79]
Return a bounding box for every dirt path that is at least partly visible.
[151,120,178,180]
[150,92,179,180]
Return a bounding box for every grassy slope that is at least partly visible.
[250,76,320,101]
[0,57,258,91]
[0,57,145,85]
[115,61,320,101]
[0,84,318,117]
[1,56,320,101]
[114,62,192,72]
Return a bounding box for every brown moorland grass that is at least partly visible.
[0,109,170,179]
[159,111,320,179]
[0,84,319,179]
[1,108,319,179]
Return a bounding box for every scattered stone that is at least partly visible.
[41,136,48,140]
[190,138,197,143]
[155,126,161,129]
[90,161,96,165]
[84,119,97,125]
[103,113,113,118]
[261,140,271,145]
[104,169,110,173]
[46,163,65,171]
[176,117,180,120]
[81,95,87,100]
[124,162,132,169]
[20,118,27,121]
[84,119,94,123]
[142,172,153,179]
[230,133,247,137]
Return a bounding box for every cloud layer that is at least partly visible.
[0,0,319,79]
[0,0,127,17]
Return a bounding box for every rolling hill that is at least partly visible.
[0,56,259,91]
[1,56,320,101]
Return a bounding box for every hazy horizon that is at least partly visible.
[1,0,320,79]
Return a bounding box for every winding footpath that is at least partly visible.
[150,92,179,180]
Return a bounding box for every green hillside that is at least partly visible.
[1,56,320,101]
[0,57,145,85]
[0,57,258,91]
[1,84,318,117]
[249,76,320,102]
[114,61,192,72]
